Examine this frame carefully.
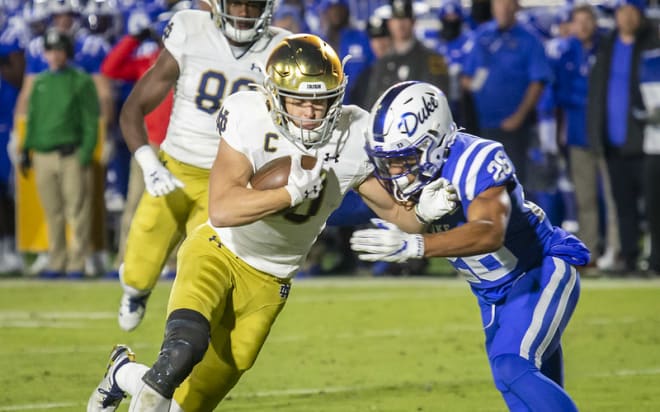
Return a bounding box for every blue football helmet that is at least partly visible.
[366,81,456,202]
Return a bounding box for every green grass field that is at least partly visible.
[1,276,660,412]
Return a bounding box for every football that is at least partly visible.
[250,155,317,190]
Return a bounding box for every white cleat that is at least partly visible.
[87,344,135,412]
[118,292,150,332]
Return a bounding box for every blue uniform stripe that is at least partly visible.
[372,81,417,142]
[519,258,577,368]
[465,142,500,200]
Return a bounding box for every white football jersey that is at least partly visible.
[161,10,290,168]
[211,91,374,278]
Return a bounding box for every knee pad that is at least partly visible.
[491,354,536,392]
[143,309,210,398]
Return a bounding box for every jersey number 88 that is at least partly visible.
[195,70,254,114]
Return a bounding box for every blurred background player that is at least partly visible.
[351,81,589,411]
[100,15,174,279]
[114,0,290,332]
[88,33,424,412]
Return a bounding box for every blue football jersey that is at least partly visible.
[429,133,588,303]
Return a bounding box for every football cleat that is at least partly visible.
[87,344,135,412]
[118,292,150,332]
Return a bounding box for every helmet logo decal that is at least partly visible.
[397,95,439,137]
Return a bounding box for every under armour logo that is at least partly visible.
[250,63,262,73]
[208,235,222,248]
[304,186,319,198]
[279,284,290,298]
[323,153,340,163]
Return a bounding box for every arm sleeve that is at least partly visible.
[100,35,142,81]
[77,74,100,165]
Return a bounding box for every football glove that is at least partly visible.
[414,178,458,224]
[284,154,324,207]
[350,218,425,263]
[134,145,184,197]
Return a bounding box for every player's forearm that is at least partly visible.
[119,97,152,152]
[423,220,505,258]
[377,206,423,234]
[209,187,291,227]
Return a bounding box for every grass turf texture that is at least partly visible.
[1,277,659,411]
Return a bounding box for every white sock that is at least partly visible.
[129,382,171,412]
[115,362,150,396]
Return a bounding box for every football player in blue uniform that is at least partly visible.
[351,81,589,411]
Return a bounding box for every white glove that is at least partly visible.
[350,218,425,263]
[134,145,184,197]
[284,154,324,207]
[414,178,458,224]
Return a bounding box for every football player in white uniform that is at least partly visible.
[88,34,424,412]
[116,0,291,332]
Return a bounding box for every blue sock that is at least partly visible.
[492,354,577,412]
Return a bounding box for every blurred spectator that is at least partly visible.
[461,0,552,187]
[436,0,471,123]
[21,29,99,278]
[350,14,391,108]
[363,0,449,110]
[272,4,308,33]
[100,16,174,278]
[467,0,492,29]
[552,3,574,39]
[639,38,660,276]
[549,3,620,270]
[14,0,113,276]
[317,0,374,104]
[588,0,659,274]
[0,19,24,274]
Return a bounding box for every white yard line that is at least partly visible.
[3,366,660,411]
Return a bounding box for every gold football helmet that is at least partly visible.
[209,0,274,44]
[264,34,347,149]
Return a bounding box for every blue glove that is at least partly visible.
[350,218,424,263]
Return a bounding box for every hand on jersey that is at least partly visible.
[350,218,425,263]
[284,154,325,207]
[134,145,184,197]
[414,178,458,224]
